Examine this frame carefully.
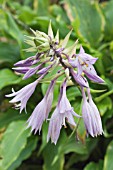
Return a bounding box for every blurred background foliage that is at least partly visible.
[0,0,113,169]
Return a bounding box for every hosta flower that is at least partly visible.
[83,65,104,83]
[6,73,46,113]
[69,46,104,83]
[70,68,89,88]
[23,64,43,80]
[58,80,81,118]
[87,88,103,136]
[6,80,38,113]
[13,67,29,74]
[14,54,40,67]
[47,80,80,144]
[82,88,103,137]
[27,80,56,134]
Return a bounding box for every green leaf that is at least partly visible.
[103,140,113,170]
[36,0,50,16]
[67,86,81,101]
[0,69,21,90]
[17,6,37,25]
[0,9,7,30]
[5,12,24,47]
[38,122,48,155]
[84,160,103,170]
[43,143,64,170]
[7,135,38,170]
[62,136,88,155]
[0,121,30,170]
[0,42,20,64]
[50,4,70,24]
[97,97,112,116]
[0,109,28,129]
[67,0,103,47]
[72,98,82,115]
[43,130,66,170]
[102,0,113,41]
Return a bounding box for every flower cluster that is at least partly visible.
[6,22,104,144]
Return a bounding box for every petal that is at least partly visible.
[79,46,85,54]
[69,58,78,68]
[47,108,61,144]
[71,108,81,118]
[14,56,36,67]
[12,67,29,74]
[77,62,83,77]
[83,65,104,83]
[89,99,103,135]
[70,69,89,87]
[84,71,104,83]
[27,98,47,134]
[79,46,97,65]
[82,101,94,137]
[65,111,76,126]
[23,65,42,80]
[83,53,98,64]
[45,80,56,118]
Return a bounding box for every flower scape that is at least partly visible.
[6,22,104,145]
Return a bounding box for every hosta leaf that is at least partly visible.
[84,160,103,170]
[7,135,38,170]
[97,97,112,116]
[5,12,24,47]
[0,69,21,90]
[0,42,20,64]
[43,130,66,170]
[0,121,30,170]
[0,109,28,129]
[62,136,88,155]
[67,86,81,101]
[102,0,113,41]
[66,0,103,47]
[104,140,113,170]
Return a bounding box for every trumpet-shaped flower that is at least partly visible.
[82,88,103,137]
[27,80,56,134]
[13,67,29,74]
[14,55,40,67]
[69,46,104,83]
[6,80,38,113]
[70,69,89,88]
[47,80,80,144]
[23,64,42,80]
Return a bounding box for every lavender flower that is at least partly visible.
[6,72,47,113]
[82,88,103,137]
[23,64,42,80]
[14,55,39,67]
[69,46,104,83]
[27,80,56,134]
[6,80,38,113]
[47,80,80,144]
[13,67,29,74]
[70,69,89,88]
